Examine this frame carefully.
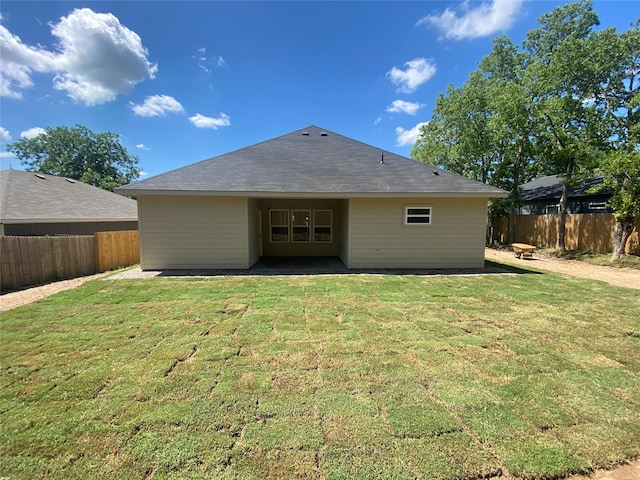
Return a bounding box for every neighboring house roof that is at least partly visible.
[520,175,611,202]
[117,126,506,198]
[0,169,138,224]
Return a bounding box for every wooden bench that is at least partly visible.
[511,243,536,259]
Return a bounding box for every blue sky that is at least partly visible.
[0,1,636,179]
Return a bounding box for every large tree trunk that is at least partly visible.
[557,159,574,252]
[557,181,569,251]
[611,218,634,260]
[508,207,516,244]
[508,140,523,245]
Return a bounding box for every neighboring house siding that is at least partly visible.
[520,196,612,215]
[2,221,138,236]
[347,197,487,269]
[138,196,249,269]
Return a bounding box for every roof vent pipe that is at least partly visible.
[380,153,385,165]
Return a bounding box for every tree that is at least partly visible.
[480,35,539,243]
[7,125,140,191]
[524,0,605,251]
[587,21,640,258]
[412,37,539,243]
[412,71,498,185]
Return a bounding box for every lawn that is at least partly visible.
[547,249,640,269]
[1,265,639,479]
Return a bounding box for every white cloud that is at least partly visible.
[194,48,228,73]
[373,117,382,125]
[136,143,150,150]
[387,58,436,94]
[0,151,14,158]
[0,8,156,105]
[395,122,428,147]
[131,95,184,117]
[189,113,231,129]
[139,170,148,177]
[0,20,56,99]
[417,0,524,40]
[0,126,11,142]
[21,127,46,139]
[386,100,424,116]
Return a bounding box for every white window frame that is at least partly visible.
[588,202,607,210]
[313,210,333,243]
[545,204,559,215]
[291,210,312,243]
[404,206,432,226]
[270,209,289,243]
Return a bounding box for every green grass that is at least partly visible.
[491,243,640,269]
[542,248,640,269]
[1,267,639,479]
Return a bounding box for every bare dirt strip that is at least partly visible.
[1,272,109,313]
[484,248,640,290]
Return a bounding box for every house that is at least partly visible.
[116,126,506,270]
[0,169,138,236]
[519,175,613,215]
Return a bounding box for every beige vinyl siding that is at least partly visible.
[347,197,487,269]
[247,198,261,267]
[339,199,350,266]
[137,195,250,269]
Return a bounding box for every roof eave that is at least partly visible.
[115,189,508,199]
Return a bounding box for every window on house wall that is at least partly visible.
[520,205,533,215]
[313,210,332,242]
[588,202,607,210]
[270,210,289,242]
[292,210,311,242]
[404,206,432,225]
[545,204,559,215]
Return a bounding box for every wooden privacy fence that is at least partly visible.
[95,230,139,272]
[1,230,139,291]
[491,214,640,255]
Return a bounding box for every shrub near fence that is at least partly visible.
[492,214,640,255]
[0,230,139,291]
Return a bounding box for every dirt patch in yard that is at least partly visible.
[0,272,109,312]
[485,247,640,290]
[570,461,640,480]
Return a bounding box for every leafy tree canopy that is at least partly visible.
[7,125,140,191]
[412,0,639,255]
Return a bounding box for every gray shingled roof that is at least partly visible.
[520,175,610,201]
[117,126,506,198]
[1,169,138,223]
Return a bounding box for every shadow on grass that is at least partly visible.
[484,259,544,275]
[148,257,543,278]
